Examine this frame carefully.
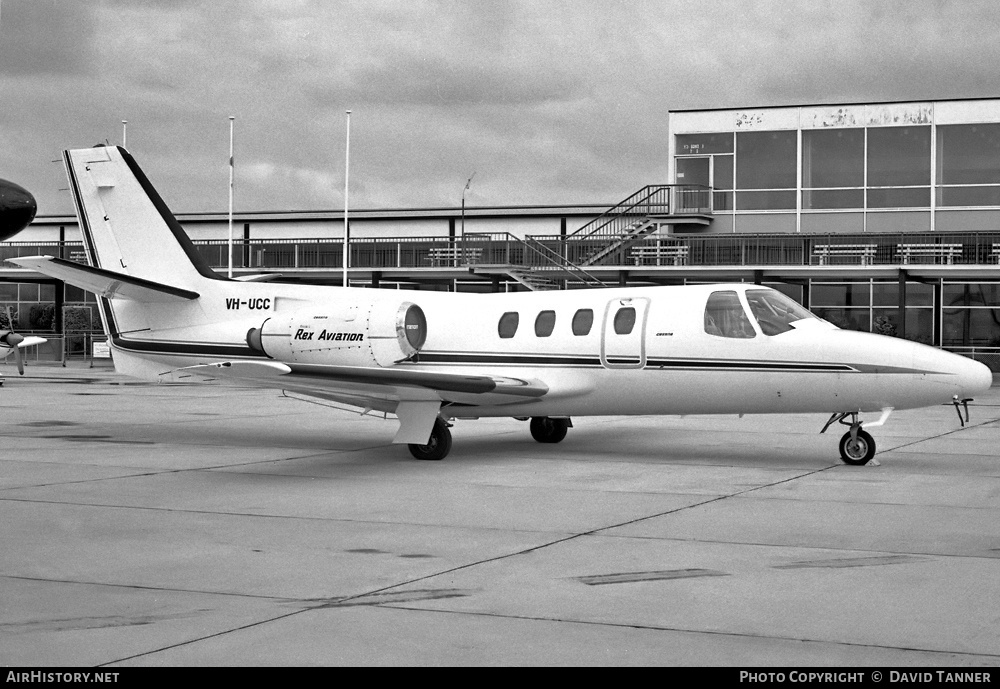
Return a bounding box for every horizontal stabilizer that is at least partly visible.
[160,360,292,382]
[7,256,199,302]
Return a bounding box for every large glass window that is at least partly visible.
[937,124,1000,184]
[736,131,797,190]
[802,129,864,188]
[811,281,933,343]
[937,123,1000,207]
[801,128,865,210]
[868,126,931,188]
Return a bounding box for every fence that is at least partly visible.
[0,333,112,369]
[5,231,1000,272]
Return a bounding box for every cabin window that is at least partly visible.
[704,291,756,338]
[572,309,594,336]
[498,311,519,339]
[613,307,636,335]
[534,310,556,337]
[745,289,815,336]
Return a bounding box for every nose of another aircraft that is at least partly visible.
[0,178,37,241]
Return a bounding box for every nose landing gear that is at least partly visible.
[822,411,877,466]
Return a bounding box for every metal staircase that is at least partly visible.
[560,185,709,267]
[461,232,604,290]
[455,184,711,290]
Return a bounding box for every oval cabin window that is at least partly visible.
[498,311,519,339]
[534,310,556,337]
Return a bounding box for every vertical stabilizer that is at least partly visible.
[64,146,224,290]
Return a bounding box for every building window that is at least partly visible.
[937,123,1000,207]
[735,130,797,210]
[737,131,797,189]
[810,281,933,344]
[869,126,931,186]
[943,284,1000,346]
[498,312,519,339]
[802,129,865,210]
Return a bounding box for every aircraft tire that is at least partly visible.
[838,429,876,465]
[408,419,452,461]
[530,416,569,444]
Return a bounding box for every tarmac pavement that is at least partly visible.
[2,362,998,666]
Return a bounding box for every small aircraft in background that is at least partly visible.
[7,146,994,463]
[1,307,46,384]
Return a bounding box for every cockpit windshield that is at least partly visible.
[745,289,816,335]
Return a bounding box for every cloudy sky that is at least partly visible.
[3,0,1000,217]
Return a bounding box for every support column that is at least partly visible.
[897,270,907,339]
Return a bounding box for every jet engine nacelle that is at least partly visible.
[246,301,427,367]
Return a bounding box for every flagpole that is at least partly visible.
[343,110,351,288]
[228,116,235,279]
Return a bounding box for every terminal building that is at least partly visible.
[3,97,1000,370]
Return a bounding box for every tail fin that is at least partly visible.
[64,146,224,290]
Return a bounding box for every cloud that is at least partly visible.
[6,0,1000,219]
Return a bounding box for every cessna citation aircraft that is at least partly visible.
[7,146,993,464]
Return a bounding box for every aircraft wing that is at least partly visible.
[160,360,549,443]
[7,256,199,302]
[162,360,548,398]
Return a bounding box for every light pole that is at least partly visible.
[343,110,351,288]
[228,116,235,279]
[121,120,127,149]
[461,172,475,252]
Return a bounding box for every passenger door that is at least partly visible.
[601,297,650,369]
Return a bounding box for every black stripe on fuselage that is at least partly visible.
[414,351,855,372]
[94,337,861,373]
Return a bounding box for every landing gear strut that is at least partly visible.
[408,418,452,461]
[822,412,876,466]
[529,416,571,444]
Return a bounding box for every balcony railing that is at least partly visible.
[3,231,1000,273]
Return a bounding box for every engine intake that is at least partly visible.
[247,301,427,367]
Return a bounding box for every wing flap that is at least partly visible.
[7,256,199,302]
[159,360,548,397]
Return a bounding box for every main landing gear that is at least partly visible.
[408,418,452,461]
[529,416,571,444]
[822,412,877,466]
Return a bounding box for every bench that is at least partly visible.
[897,243,962,265]
[426,247,483,267]
[631,244,690,266]
[812,244,877,266]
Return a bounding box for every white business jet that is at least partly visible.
[7,146,993,464]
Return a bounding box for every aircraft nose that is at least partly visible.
[0,178,37,241]
[953,354,994,398]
